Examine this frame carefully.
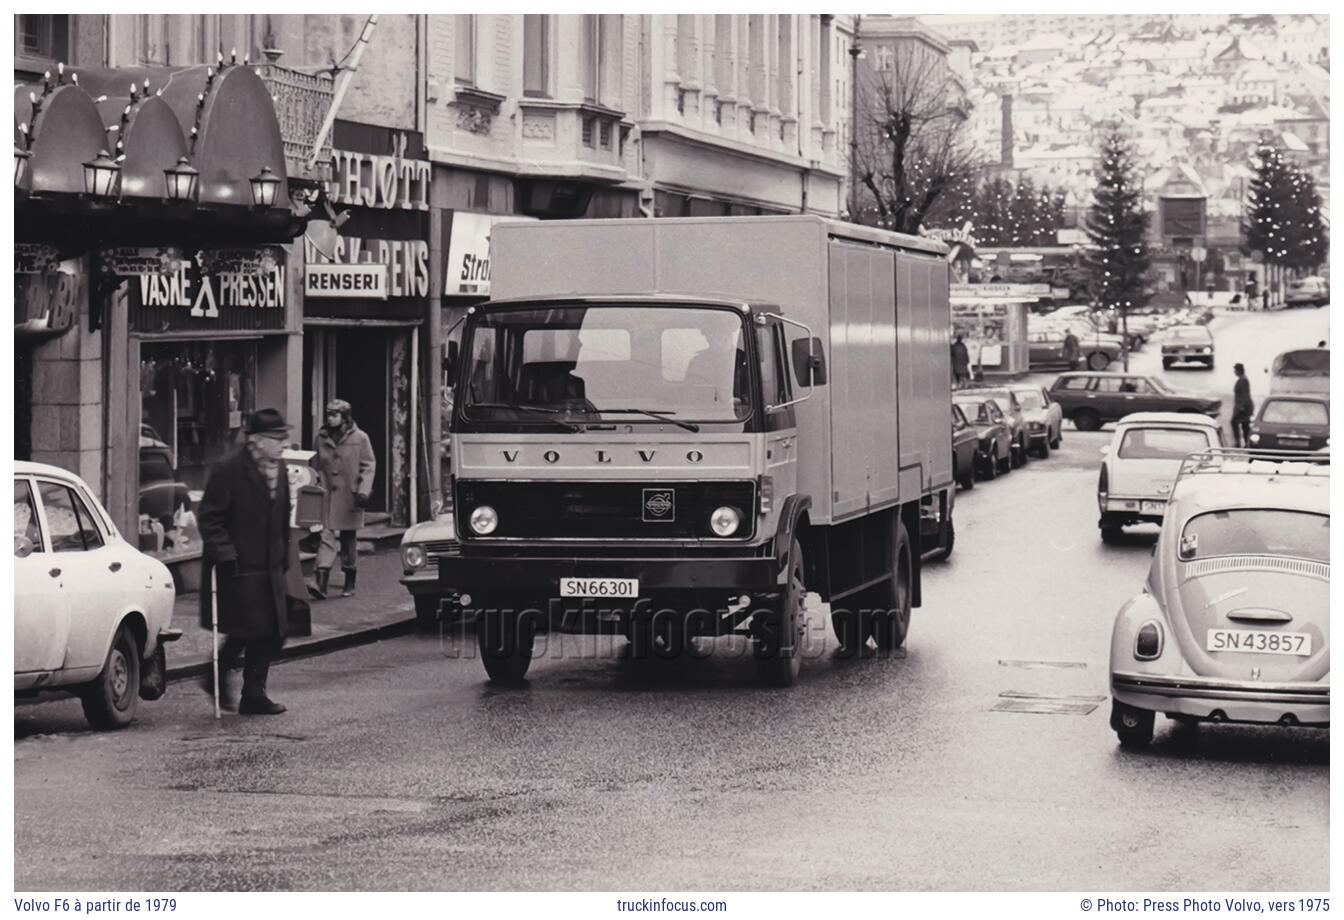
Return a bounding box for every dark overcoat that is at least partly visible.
[316,423,376,531]
[197,447,291,639]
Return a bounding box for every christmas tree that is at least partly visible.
[1010,177,1039,246]
[1284,166,1328,274]
[1244,138,1294,269]
[1083,130,1151,370]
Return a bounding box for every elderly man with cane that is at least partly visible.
[198,409,293,716]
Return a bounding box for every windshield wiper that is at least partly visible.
[468,402,580,432]
[593,407,701,433]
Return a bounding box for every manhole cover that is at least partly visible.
[997,659,1088,670]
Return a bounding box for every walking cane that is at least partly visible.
[211,567,221,720]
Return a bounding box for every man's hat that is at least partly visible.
[245,408,292,437]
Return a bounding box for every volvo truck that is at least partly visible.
[439,216,956,686]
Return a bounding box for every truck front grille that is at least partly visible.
[455,480,756,541]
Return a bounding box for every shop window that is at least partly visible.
[137,340,259,561]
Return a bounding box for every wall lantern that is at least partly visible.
[82,149,122,198]
[15,147,31,187]
[163,155,200,202]
[249,166,280,208]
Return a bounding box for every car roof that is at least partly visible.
[1116,412,1220,428]
[14,460,84,483]
[1053,371,1147,380]
[1170,453,1330,517]
[1260,394,1330,405]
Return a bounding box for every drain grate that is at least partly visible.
[997,659,1088,670]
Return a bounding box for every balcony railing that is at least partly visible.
[257,56,335,185]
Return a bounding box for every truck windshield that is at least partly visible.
[460,304,753,424]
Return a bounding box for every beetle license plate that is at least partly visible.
[1140,500,1166,515]
[1206,629,1312,656]
[560,578,638,599]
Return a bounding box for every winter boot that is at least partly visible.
[341,567,357,597]
[308,568,330,600]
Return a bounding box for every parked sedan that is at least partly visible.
[951,404,980,490]
[400,506,467,630]
[1049,372,1223,432]
[1109,449,1329,746]
[1010,384,1064,457]
[1285,275,1329,308]
[952,396,1013,479]
[1030,319,1126,370]
[14,461,181,729]
[958,386,1029,467]
[1249,395,1329,452]
[1096,413,1223,543]
[1161,324,1216,369]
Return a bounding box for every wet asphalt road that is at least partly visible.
[14,309,1329,892]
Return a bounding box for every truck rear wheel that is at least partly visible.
[869,521,913,652]
[754,536,806,687]
[477,606,536,684]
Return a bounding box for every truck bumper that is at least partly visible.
[438,554,778,595]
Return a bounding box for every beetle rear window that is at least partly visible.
[1118,427,1214,460]
[1179,510,1328,563]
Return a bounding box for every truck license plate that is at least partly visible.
[1206,629,1312,656]
[560,577,639,598]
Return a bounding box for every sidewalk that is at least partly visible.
[165,548,419,681]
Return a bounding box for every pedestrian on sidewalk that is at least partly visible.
[197,409,293,715]
[951,334,971,389]
[1231,363,1254,449]
[310,399,376,599]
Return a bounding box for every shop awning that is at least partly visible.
[16,62,296,246]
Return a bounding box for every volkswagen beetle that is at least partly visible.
[1108,449,1329,746]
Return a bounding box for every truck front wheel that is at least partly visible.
[754,536,806,687]
[477,605,536,684]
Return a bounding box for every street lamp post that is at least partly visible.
[848,16,862,221]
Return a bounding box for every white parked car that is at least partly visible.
[14,461,181,729]
[400,506,467,630]
[1097,413,1224,543]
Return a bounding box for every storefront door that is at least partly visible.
[334,328,389,515]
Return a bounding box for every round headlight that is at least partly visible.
[470,505,499,535]
[1249,433,1261,444]
[402,544,426,570]
[710,505,741,537]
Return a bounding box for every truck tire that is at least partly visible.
[477,606,536,684]
[755,536,806,686]
[869,521,913,652]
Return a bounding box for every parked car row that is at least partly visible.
[950,384,1065,487]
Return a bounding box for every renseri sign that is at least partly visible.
[303,236,428,299]
[305,263,388,299]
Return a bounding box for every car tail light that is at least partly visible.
[1135,621,1163,660]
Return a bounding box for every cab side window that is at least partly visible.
[756,324,791,407]
[14,479,42,552]
[37,481,105,553]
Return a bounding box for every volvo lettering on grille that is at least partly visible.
[643,489,675,522]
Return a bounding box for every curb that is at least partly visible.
[165,615,420,682]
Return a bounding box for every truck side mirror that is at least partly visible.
[792,337,827,387]
[443,341,460,380]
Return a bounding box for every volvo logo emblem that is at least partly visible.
[643,488,675,522]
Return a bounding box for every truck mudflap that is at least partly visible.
[438,555,777,594]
